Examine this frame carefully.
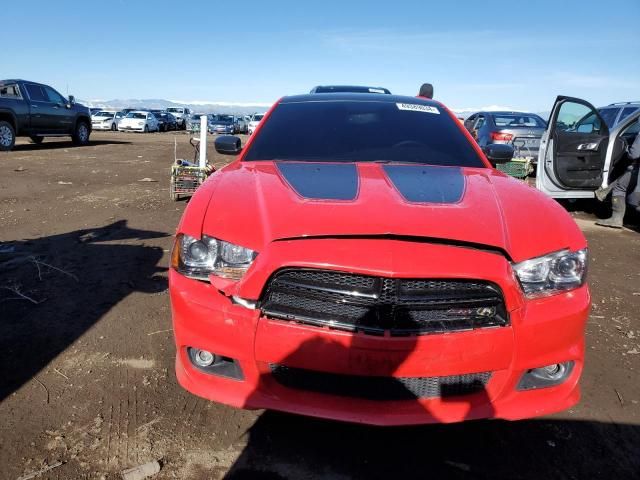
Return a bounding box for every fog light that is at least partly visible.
[541,363,564,380]
[517,361,574,390]
[194,349,215,367]
[187,347,244,380]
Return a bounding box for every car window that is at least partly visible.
[25,84,47,102]
[243,100,485,167]
[557,102,603,134]
[0,83,22,98]
[619,107,639,124]
[596,108,619,128]
[621,118,640,136]
[44,86,66,104]
[492,114,545,128]
[474,116,485,129]
[464,115,475,130]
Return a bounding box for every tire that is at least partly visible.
[111,123,117,131]
[144,125,149,133]
[72,120,90,146]
[29,136,44,145]
[0,121,16,151]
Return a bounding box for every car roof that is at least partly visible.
[1,79,41,86]
[601,101,640,107]
[310,85,392,94]
[281,93,438,105]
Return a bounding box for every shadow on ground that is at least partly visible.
[0,220,167,401]
[9,139,133,152]
[224,411,639,479]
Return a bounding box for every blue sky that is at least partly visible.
[3,0,639,111]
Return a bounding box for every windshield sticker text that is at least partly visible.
[396,103,440,114]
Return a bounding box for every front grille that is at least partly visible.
[260,269,508,336]
[269,364,492,400]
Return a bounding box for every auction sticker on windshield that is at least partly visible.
[396,103,440,114]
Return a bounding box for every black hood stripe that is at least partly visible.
[383,165,465,204]
[277,163,359,200]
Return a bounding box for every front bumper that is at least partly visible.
[170,240,589,425]
[118,125,145,132]
[210,127,234,134]
[92,123,113,130]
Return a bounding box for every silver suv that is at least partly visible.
[166,107,191,130]
[597,101,640,128]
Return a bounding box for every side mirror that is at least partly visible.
[68,95,75,105]
[214,135,242,155]
[482,144,514,165]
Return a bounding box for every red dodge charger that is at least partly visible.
[169,93,589,425]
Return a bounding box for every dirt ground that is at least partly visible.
[1,132,639,480]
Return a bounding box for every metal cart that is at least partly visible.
[496,139,536,179]
[169,136,212,201]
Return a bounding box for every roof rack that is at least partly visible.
[606,101,640,106]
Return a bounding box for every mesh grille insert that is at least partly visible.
[260,268,508,336]
[269,364,492,400]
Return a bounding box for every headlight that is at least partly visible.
[171,233,257,281]
[513,249,587,298]
[137,121,144,126]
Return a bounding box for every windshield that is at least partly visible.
[211,115,233,123]
[126,113,147,119]
[491,114,545,128]
[243,100,484,167]
[167,108,183,113]
[252,114,264,121]
[94,111,114,117]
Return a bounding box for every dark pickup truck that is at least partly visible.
[0,79,92,151]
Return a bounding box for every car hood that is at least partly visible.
[197,161,585,262]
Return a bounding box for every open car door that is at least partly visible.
[537,96,609,199]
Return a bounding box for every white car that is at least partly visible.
[248,113,266,135]
[537,96,640,199]
[91,111,124,131]
[118,111,159,133]
[166,107,191,130]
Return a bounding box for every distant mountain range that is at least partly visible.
[82,98,272,115]
[82,98,550,120]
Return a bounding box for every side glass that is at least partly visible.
[44,87,66,105]
[557,101,602,134]
[619,107,639,124]
[25,84,47,102]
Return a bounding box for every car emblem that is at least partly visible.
[476,306,496,317]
